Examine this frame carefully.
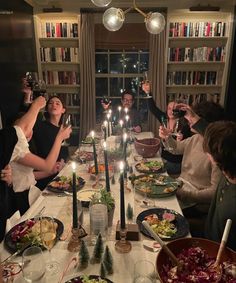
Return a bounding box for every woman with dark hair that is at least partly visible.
[31,95,69,190]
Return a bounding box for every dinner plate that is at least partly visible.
[136,208,189,240]
[4,217,64,254]
[77,189,97,207]
[65,275,113,283]
[47,176,85,194]
[131,174,181,198]
[135,160,165,174]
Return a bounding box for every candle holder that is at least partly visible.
[67,225,87,252]
[115,227,132,253]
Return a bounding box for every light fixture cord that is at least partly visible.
[123,0,147,17]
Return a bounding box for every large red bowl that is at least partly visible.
[156,237,236,282]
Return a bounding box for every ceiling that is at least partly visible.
[25,0,236,13]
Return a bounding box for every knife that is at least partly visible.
[1,241,31,264]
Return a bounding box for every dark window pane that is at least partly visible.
[96,78,108,97]
[124,77,139,94]
[138,98,149,122]
[110,78,123,96]
[95,54,108,73]
[140,53,149,73]
[110,54,123,74]
[124,54,139,73]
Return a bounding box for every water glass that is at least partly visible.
[90,203,108,237]
[133,260,156,283]
[22,246,45,282]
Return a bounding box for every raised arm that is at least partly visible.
[15,96,46,138]
[17,125,72,173]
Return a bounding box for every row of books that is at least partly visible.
[40,22,79,38]
[167,92,220,105]
[40,47,79,62]
[64,93,80,106]
[169,22,226,38]
[43,71,79,85]
[168,46,225,62]
[167,71,217,85]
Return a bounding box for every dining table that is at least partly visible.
[0,131,189,283]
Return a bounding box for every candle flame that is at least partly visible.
[108,109,112,114]
[119,161,124,171]
[107,113,111,119]
[72,162,76,172]
[125,115,129,121]
[119,120,124,126]
[124,107,128,114]
[91,131,95,138]
[103,141,107,149]
[118,106,122,112]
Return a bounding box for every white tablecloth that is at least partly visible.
[1,132,186,283]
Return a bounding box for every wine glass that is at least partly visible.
[160,117,174,152]
[40,216,59,275]
[133,260,156,283]
[22,246,45,282]
[62,114,72,146]
[32,79,47,100]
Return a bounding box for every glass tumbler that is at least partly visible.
[89,203,108,237]
[133,260,156,283]
[22,246,45,282]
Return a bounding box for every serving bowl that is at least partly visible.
[134,138,160,158]
[156,237,236,282]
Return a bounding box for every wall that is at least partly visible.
[0,0,37,126]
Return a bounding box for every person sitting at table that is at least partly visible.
[178,104,236,250]
[159,101,225,236]
[142,81,191,176]
[31,95,69,190]
[0,96,46,242]
[10,104,72,215]
[101,89,142,133]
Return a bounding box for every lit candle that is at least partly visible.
[103,120,108,141]
[123,133,128,179]
[91,131,98,175]
[106,113,111,137]
[124,107,128,114]
[118,106,122,120]
[72,162,78,229]
[125,115,129,129]
[119,161,126,230]
[103,141,110,192]
[119,119,124,128]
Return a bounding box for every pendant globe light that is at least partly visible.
[92,0,165,34]
[91,0,112,7]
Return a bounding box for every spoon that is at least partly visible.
[142,220,181,268]
[209,218,232,282]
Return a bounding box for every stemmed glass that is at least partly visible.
[40,216,59,275]
[160,118,174,152]
[62,114,71,146]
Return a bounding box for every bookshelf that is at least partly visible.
[166,10,233,105]
[34,13,80,145]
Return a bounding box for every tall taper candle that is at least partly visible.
[103,141,110,192]
[119,161,126,229]
[91,131,99,175]
[123,133,128,179]
[72,162,78,229]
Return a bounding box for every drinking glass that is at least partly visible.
[40,216,59,275]
[89,203,108,241]
[160,118,173,152]
[133,260,156,283]
[22,246,45,282]
[62,114,71,146]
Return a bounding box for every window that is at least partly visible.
[95,49,149,124]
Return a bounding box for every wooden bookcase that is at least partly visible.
[166,10,233,106]
[34,13,80,144]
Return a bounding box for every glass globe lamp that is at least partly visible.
[91,0,112,7]
[145,12,165,34]
[103,7,125,31]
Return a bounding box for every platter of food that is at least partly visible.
[135,160,165,174]
[65,275,113,283]
[82,137,100,144]
[72,151,94,162]
[4,217,64,254]
[47,175,85,193]
[131,174,182,198]
[88,164,113,175]
[136,208,189,240]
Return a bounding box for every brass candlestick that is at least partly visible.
[115,227,132,253]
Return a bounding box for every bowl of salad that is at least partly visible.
[156,237,236,283]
